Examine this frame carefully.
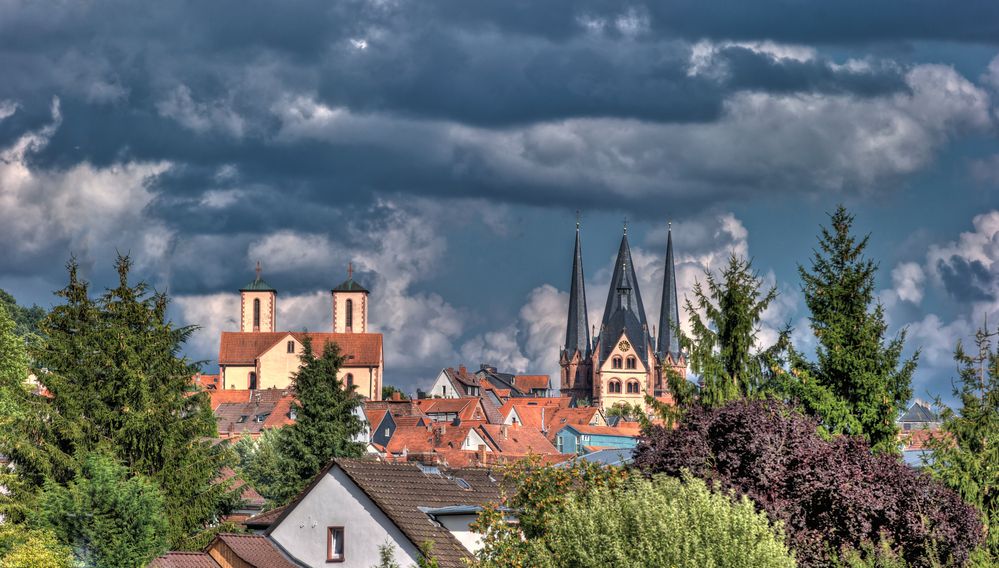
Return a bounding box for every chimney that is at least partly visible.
[391,392,402,401]
[477,444,487,465]
[458,365,467,375]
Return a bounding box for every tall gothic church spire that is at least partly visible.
[598,230,651,363]
[564,218,590,356]
[657,223,681,359]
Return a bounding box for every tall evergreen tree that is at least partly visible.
[6,256,235,546]
[272,336,365,503]
[926,322,998,557]
[797,206,917,453]
[678,254,780,407]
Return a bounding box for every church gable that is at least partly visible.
[599,331,649,373]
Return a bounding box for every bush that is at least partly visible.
[633,399,983,567]
[481,474,795,568]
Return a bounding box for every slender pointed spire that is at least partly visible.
[598,232,651,364]
[657,222,681,359]
[564,218,590,356]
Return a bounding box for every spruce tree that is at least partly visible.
[797,206,917,453]
[9,256,236,546]
[926,322,998,557]
[679,254,780,407]
[273,336,365,503]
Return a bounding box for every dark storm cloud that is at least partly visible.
[936,256,996,303]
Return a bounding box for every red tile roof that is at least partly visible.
[414,397,486,421]
[213,389,296,438]
[899,427,950,450]
[210,533,298,568]
[217,467,265,508]
[149,552,221,568]
[479,424,558,454]
[219,331,382,366]
[512,375,550,391]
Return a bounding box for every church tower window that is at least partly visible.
[253,299,261,331]
[345,299,354,329]
[608,379,622,394]
[626,356,637,369]
[612,356,622,369]
[626,380,640,394]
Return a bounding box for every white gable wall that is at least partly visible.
[270,466,422,567]
[429,370,459,398]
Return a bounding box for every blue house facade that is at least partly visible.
[555,424,639,455]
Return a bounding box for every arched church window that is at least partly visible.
[612,356,622,369]
[253,298,261,330]
[346,373,354,388]
[608,379,622,394]
[248,372,257,390]
[345,299,354,329]
[626,380,641,394]
[626,356,637,369]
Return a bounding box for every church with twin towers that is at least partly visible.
[559,220,686,411]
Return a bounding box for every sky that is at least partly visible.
[1,1,997,402]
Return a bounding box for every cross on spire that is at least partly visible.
[348,262,353,279]
[255,260,261,281]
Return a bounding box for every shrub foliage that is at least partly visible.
[633,399,983,567]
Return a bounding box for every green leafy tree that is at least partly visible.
[272,336,365,503]
[234,429,286,505]
[675,254,781,408]
[0,524,73,568]
[6,256,235,545]
[926,322,998,557]
[381,385,408,400]
[33,453,168,568]
[475,473,795,568]
[795,206,916,453]
[0,289,46,340]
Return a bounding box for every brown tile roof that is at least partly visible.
[218,467,265,508]
[242,505,287,530]
[478,424,558,454]
[336,459,501,568]
[219,331,382,366]
[512,375,550,391]
[149,552,221,568]
[393,415,429,428]
[211,533,298,568]
[899,427,950,450]
[444,366,480,388]
[364,399,428,417]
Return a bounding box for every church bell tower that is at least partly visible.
[240,261,277,332]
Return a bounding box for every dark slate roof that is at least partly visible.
[899,401,940,423]
[656,226,682,360]
[268,458,501,568]
[332,278,369,293]
[564,225,590,357]
[598,233,651,364]
[240,276,277,292]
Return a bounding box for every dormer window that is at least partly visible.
[255,413,270,423]
[236,415,248,424]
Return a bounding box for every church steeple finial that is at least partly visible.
[657,221,681,359]
[255,260,262,281]
[348,262,353,280]
[564,217,590,357]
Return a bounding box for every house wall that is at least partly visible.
[370,414,396,447]
[593,333,652,411]
[270,467,422,568]
[222,365,255,390]
[429,371,457,398]
[436,514,483,553]
[256,337,381,399]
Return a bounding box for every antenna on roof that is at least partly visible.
[255,260,262,280]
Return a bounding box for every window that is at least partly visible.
[384,427,390,436]
[345,373,354,388]
[253,298,260,330]
[255,413,270,423]
[287,340,295,353]
[345,299,353,329]
[626,356,637,369]
[626,380,641,394]
[248,372,257,390]
[236,415,248,424]
[608,379,622,394]
[612,356,622,369]
[327,527,344,562]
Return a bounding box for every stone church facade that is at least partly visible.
[559,222,686,411]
